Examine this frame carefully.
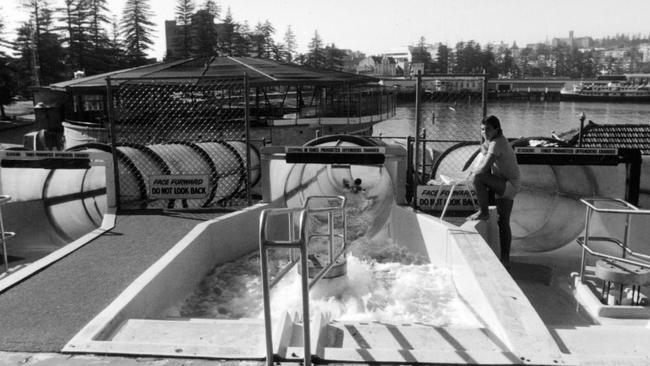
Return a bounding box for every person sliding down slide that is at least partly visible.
[466,115,521,266]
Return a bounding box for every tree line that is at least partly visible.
[411,34,650,79]
[0,0,352,110]
[3,0,650,115]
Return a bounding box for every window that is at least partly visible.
[83,94,104,111]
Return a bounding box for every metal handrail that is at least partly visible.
[578,197,650,282]
[259,195,347,366]
[0,195,14,273]
[577,236,650,263]
[576,237,650,270]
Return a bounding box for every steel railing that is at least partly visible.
[577,197,650,283]
[0,195,16,274]
[259,195,347,366]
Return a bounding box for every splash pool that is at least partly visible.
[61,140,569,364]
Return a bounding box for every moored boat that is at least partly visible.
[561,79,650,102]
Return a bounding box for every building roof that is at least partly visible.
[567,121,650,154]
[49,56,378,91]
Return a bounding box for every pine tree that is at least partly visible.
[306,30,325,68]
[260,20,275,59]
[192,9,218,57]
[88,0,110,49]
[0,17,18,118]
[231,20,251,57]
[21,0,48,86]
[175,0,195,58]
[324,43,345,71]
[21,0,65,86]
[283,25,297,63]
[251,21,265,58]
[217,7,235,56]
[107,15,127,70]
[121,0,155,66]
[0,13,8,57]
[201,0,220,19]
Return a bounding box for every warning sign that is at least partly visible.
[149,174,209,199]
[416,185,478,212]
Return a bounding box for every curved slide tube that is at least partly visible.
[0,142,261,260]
[0,158,108,260]
[277,135,396,238]
[432,141,597,252]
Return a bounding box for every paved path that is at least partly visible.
[0,210,224,352]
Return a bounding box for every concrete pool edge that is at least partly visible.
[401,208,574,365]
[62,203,270,359]
[63,203,575,364]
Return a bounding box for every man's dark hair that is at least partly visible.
[482,115,503,136]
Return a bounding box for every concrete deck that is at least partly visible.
[1,210,649,365]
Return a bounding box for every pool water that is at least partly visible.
[180,235,480,327]
[180,192,480,327]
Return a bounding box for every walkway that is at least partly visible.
[0,210,226,352]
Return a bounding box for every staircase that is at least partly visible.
[281,315,519,364]
[107,312,521,364]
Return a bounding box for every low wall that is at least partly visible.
[67,203,267,343]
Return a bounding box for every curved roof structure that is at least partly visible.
[50,56,378,91]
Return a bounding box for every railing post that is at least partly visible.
[244,73,252,206]
[105,77,121,210]
[259,212,274,366]
[420,128,427,182]
[300,226,311,366]
[482,72,488,118]
[0,195,12,273]
[414,72,423,202]
[623,213,630,259]
[580,206,592,283]
[347,84,351,124]
[406,136,415,207]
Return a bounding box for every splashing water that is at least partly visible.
[180,193,480,327]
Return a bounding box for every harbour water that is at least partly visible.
[374,100,650,141]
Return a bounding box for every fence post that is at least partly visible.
[347,84,351,124]
[413,71,423,208]
[407,136,414,207]
[244,73,252,206]
[106,76,121,210]
[482,72,488,119]
[421,128,427,183]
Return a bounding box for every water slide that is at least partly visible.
[0,142,261,264]
[272,135,398,239]
[431,139,601,252]
[0,158,108,262]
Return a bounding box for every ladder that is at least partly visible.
[259,195,347,366]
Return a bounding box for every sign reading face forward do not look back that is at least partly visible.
[149,174,210,199]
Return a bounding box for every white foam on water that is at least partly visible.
[181,192,479,327]
[266,256,480,327]
[181,241,480,327]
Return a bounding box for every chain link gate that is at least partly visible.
[107,75,259,210]
[413,74,487,214]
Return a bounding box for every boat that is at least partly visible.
[560,79,650,102]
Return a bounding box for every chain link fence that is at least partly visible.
[416,74,487,183]
[410,74,487,213]
[108,76,259,210]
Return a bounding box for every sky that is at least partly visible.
[2,0,650,61]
